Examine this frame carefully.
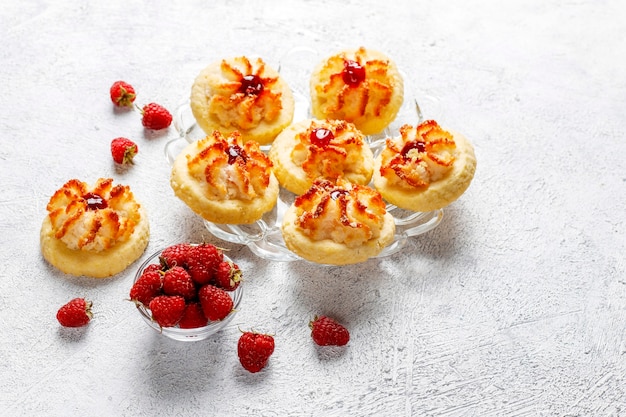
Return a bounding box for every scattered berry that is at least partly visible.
[162,266,196,300]
[214,260,242,291]
[110,80,136,107]
[110,137,138,164]
[148,295,186,328]
[178,302,209,329]
[140,102,172,130]
[186,243,223,285]
[129,268,162,305]
[237,331,275,373]
[160,243,191,269]
[310,316,350,346]
[57,298,93,327]
[198,284,233,321]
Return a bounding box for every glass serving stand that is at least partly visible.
[164,47,445,263]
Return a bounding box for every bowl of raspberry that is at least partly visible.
[130,242,243,341]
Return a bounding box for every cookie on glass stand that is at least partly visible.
[268,118,374,196]
[373,120,477,212]
[309,46,404,136]
[190,56,295,146]
[281,178,395,265]
[170,130,279,225]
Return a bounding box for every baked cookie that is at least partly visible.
[309,47,404,135]
[281,178,395,265]
[268,118,374,195]
[190,56,295,145]
[40,178,150,278]
[373,120,476,212]
[170,130,279,224]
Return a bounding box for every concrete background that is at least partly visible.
[1,1,624,415]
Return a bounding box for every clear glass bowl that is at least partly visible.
[132,246,243,341]
[163,47,445,264]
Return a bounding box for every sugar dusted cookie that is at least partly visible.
[190,56,295,145]
[170,130,279,224]
[268,118,374,195]
[373,120,477,212]
[281,178,395,265]
[40,178,150,278]
[310,47,404,135]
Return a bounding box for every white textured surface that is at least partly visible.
[1,1,625,416]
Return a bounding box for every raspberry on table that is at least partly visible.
[237,331,275,373]
[310,315,350,346]
[110,80,136,107]
[56,298,93,328]
[110,137,138,164]
[141,102,172,130]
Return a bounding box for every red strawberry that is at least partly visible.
[56,298,93,327]
[162,266,196,300]
[148,295,186,328]
[141,102,172,130]
[110,137,138,164]
[110,80,136,107]
[214,260,242,291]
[129,269,162,305]
[198,284,233,321]
[237,331,275,373]
[186,243,223,285]
[310,316,350,346]
[160,243,191,269]
[178,302,209,329]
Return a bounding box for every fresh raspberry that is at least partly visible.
[237,331,275,373]
[310,316,350,346]
[186,243,223,285]
[56,298,93,327]
[109,80,136,107]
[141,102,172,130]
[148,295,186,328]
[198,284,233,321]
[178,302,209,329]
[110,137,138,164]
[160,243,191,269]
[214,260,242,291]
[162,266,196,300]
[129,269,163,305]
[143,263,163,274]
